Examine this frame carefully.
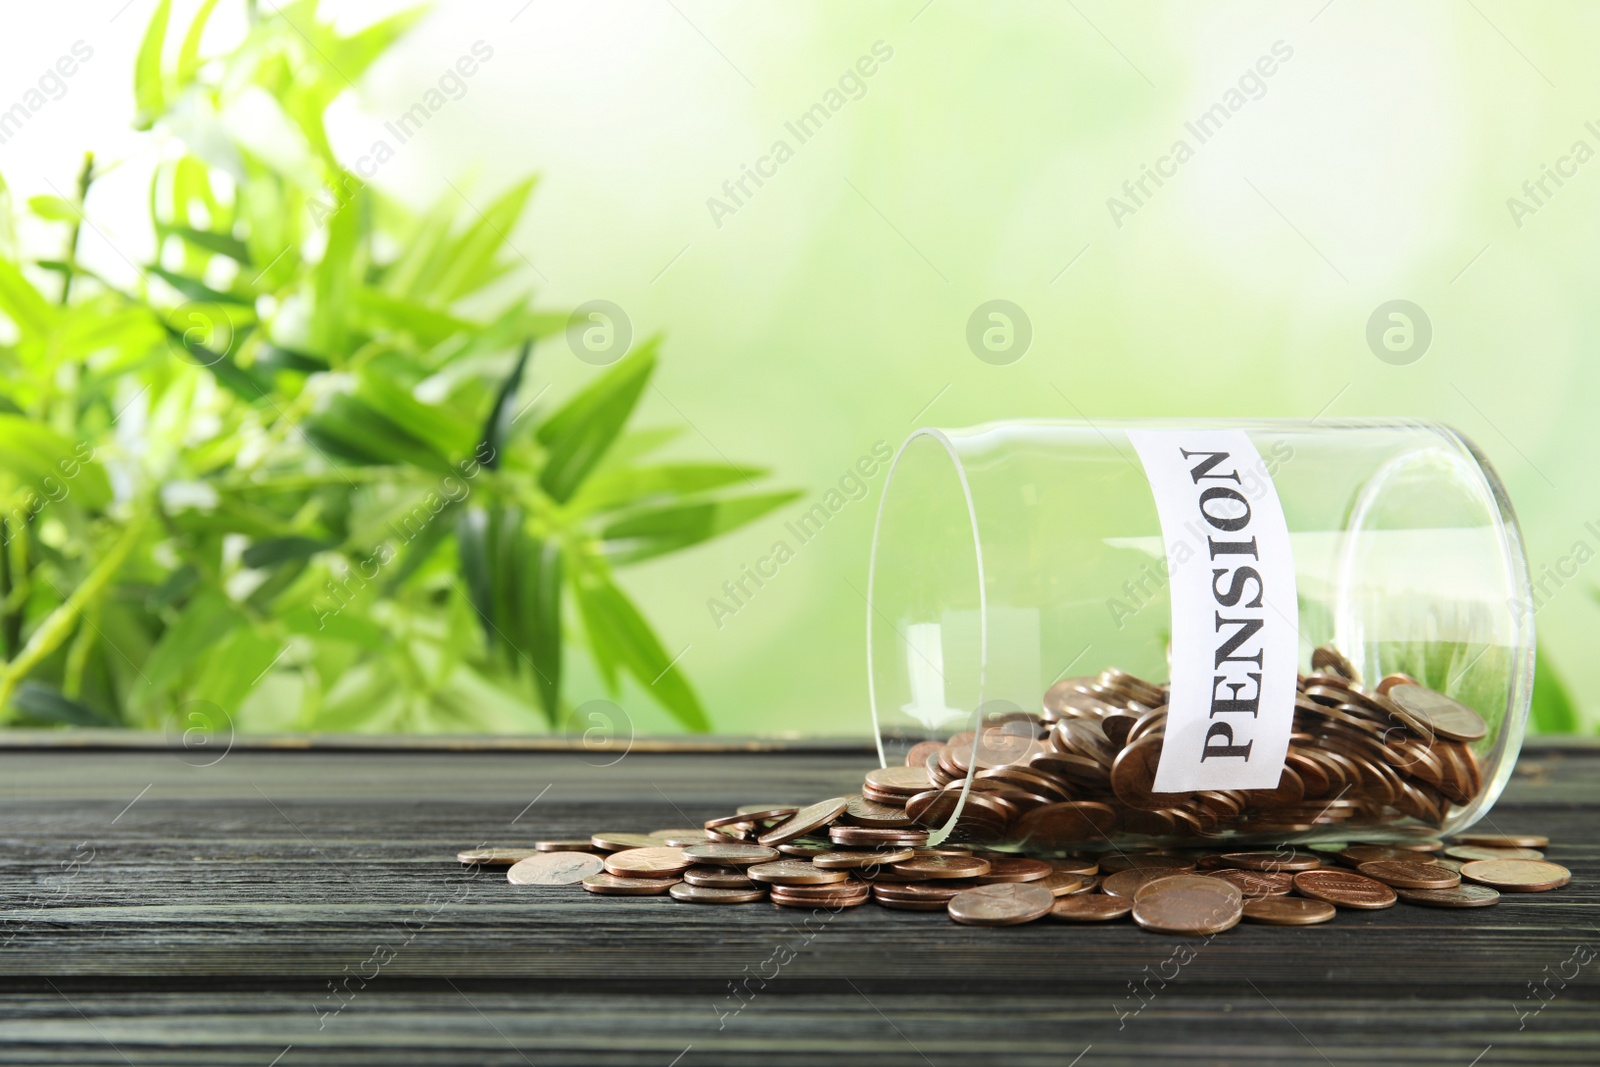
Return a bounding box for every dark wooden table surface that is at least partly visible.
[1,738,1596,1066]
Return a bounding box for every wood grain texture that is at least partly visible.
[0,745,1596,1065]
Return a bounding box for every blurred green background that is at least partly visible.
[0,1,1595,737]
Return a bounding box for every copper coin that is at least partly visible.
[1100,854,1197,873]
[736,805,799,817]
[863,766,934,796]
[581,872,679,895]
[1396,883,1502,907]
[1356,860,1461,890]
[976,858,1053,884]
[707,808,793,829]
[872,881,975,902]
[1291,868,1397,909]
[747,859,850,885]
[1132,884,1243,935]
[1444,845,1544,862]
[829,826,929,847]
[680,842,780,867]
[947,883,1055,926]
[771,887,870,908]
[776,838,833,857]
[590,832,663,852]
[1338,845,1435,867]
[812,847,916,870]
[1039,871,1091,897]
[904,741,945,768]
[1109,735,1168,812]
[1385,684,1488,742]
[892,855,992,880]
[758,797,852,846]
[669,882,767,904]
[1134,875,1242,906]
[1311,645,1357,680]
[1206,869,1295,898]
[874,892,949,911]
[1050,894,1134,922]
[603,846,693,877]
[1012,801,1118,849]
[458,848,538,867]
[1453,832,1548,849]
[1052,857,1101,877]
[1102,869,1182,899]
[1459,859,1571,892]
[1242,897,1337,925]
[843,796,916,828]
[682,866,755,889]
[507,852,605,885]
[1220,850,1323,873]
[534,840,598,853]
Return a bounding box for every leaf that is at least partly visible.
[0,257,58,339]
[0,415,111,509]
[477,340,531,471]
[176,0,222,84]
[1530,647,1580,734]
[433,177,536,303]
[11,681,117,727]
[571,567,709,732]
[27,196,79,223]
[161,320,270,402]
[601,490,801,565]
[454,504,562,719]
[536,339,657,502]
[353,356,479,460]
[241,536,335,569]
[571,462,765,515]
[302,392,453,474]
[134,0,172,129]
[382,499,459,593]
[162,224,251,264]
[518,535,562,720]
[309,183,360,358]
[149,265,253,306]
[138,589,242,697]
[283,606,391,651]
[253,344,329,376]
[352,287,474,348]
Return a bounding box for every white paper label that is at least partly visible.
[1126,429,1299,792]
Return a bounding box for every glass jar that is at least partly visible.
[865,419,1533,850]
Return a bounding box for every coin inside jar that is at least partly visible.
[947,883,1055,926]
[1385,684,1489,742]
[507,852,605,885]
[603,846,693,877]
[1459,858,1571,892]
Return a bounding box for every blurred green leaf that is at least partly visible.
[0,257,57,338]
[149,265,253,306]
[241,536,335,569]
[434,177,536,303]
[27,196,79,223]
[601,491,801,565]
[133,0,171,129]
[176,0,222,84]
[572,566,708,732]
[11,681,117,727]
[1530,647,1580,734]
[162,224,251,264]
[303,392,454,474]
[536,339,657,502]
[0,415,110,509]
[572,462,764,515]
[139,589,242,697]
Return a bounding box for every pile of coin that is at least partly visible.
[869,647,1492,849]
[464,815,1569,932]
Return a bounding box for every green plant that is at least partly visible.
[0,1,796,732]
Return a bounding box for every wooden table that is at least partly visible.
[1,738,1596,1065]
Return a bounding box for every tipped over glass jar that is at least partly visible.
[865,420,1533,850]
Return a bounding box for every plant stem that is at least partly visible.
[0,504,148,719]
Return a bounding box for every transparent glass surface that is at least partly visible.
[866,419,1533,850]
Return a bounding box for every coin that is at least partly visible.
[1453,832,1548,849]
[1311,645,1357,680]
[1356,860,1461,889]
[975,858,1053,884]
[1396,883,1502,907]
[863,766,934,796]
[682,866,755,889]
[829,826,929,847]
[1132,884,1243,935]
[1459,859,1571,892]
[590,832,663,852]
[771,886,871,908]
[1385,684,1488,742]
[458,847,538,866]
[736,805,799,817]
[892,855,992,880]
[1135,875,1241,906]
[1102,869,1183,899]
[1039,871,1090,897]
[581,872,679,896]
[669,882,767,904]
[1109,736,1168,812]
[747,859,850,885]
[758,797,852,846]
[843,796,916,828]
[507,852,605,885]
[534,840,598,853]
[680,842,780,867]
[776,838,833,857]
[1220,850,1323,873]
[1291,868,1397,909]
[1049,894,1134,922]
[1241,897,1337,925]
[812,847,916,870]
[603,846,693,877]
[1338,845,1437,867]
[947,883,1055,926]
[1205,869,1295,898]
[1099,853,1197,873]
[872,881,974,902]
[1444,845,1544,862]
[873,889,949,911]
